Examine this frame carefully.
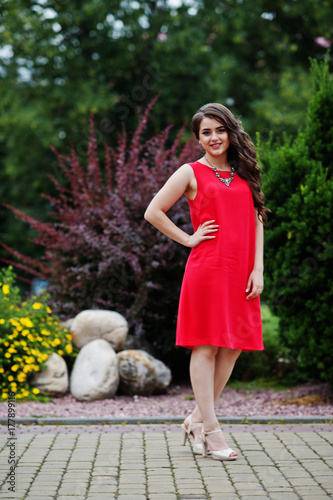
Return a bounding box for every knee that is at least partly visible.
[193,345,219,359]
[222,347,242,360]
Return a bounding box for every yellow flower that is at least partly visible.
[5,353,11,358]
[17,372,26,382]
[11,364,19,372]
[32,388,40,395]
[46,306,52,313]
[65,344,73,354]
[1,393,7,399]
[28,334,35,342]
[22,329,29,336]
[9,319,20,327]
[2,284,10,294]
[0,319,5,324]
[0,368,4,373]
[32,302,43,310]
[53,338,61,347]
[20,340,27,346]
[8,375,14,382]
[23,366,31,374]
[57,350,64,356]
[41,329,50,336]
[20,318,33,328]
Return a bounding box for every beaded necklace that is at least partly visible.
[204,155,235,187]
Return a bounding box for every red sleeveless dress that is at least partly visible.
[176,161,263,351]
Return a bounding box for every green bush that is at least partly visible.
[258,56,333,387]
[0,267,76,400]
[231,304,289,382]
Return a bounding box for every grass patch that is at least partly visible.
[228,377,294,392]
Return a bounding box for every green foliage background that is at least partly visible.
[259,57,333,386]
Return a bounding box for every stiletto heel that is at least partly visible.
[201,428,237,461]
[181,415,206,455]
[181,425,187,446]
[201,434,208,458]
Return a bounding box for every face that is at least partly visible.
[198,117,230,157]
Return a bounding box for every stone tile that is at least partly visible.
[88,485,118,493]
[238,494,269,499]
[57,497,86,500]
[117,496,147,500]
[268,494,300,500]
[147,495,177,500]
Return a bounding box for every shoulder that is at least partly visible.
[173,163,196,180]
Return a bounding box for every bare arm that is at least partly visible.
[144,164,219,248]
[246,210,264,299]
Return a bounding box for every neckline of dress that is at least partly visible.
[195,160,233,174]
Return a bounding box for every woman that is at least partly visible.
[144,103,268,461]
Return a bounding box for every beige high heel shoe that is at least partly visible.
[181,415,205,455]
[201,428,237,461]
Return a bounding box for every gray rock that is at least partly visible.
[124,335,157,356]
[30,353,68,396]
[70,339,119,401]
[70,309,128,351]
[138,351,172,394]
[117,350,157,396]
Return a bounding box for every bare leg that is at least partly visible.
[191,347,241,421]
[189,346,241,451]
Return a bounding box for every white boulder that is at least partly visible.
[70,339,119,401]
[117,350,157,396]
[30,353,68,396]
[70,309,128,351]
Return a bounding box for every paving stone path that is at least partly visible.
[0,423,332,499]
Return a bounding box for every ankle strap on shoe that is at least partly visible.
[204,428,221,436]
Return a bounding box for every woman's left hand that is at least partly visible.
[246,269,264,300]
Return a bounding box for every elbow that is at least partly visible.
[144,207,153,223]
[144,206,163,225]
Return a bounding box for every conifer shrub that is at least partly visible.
[1,99,201,361]
[0,266,75,400]
[259,56,333,387]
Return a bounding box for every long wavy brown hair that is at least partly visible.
[191,103,269,222]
